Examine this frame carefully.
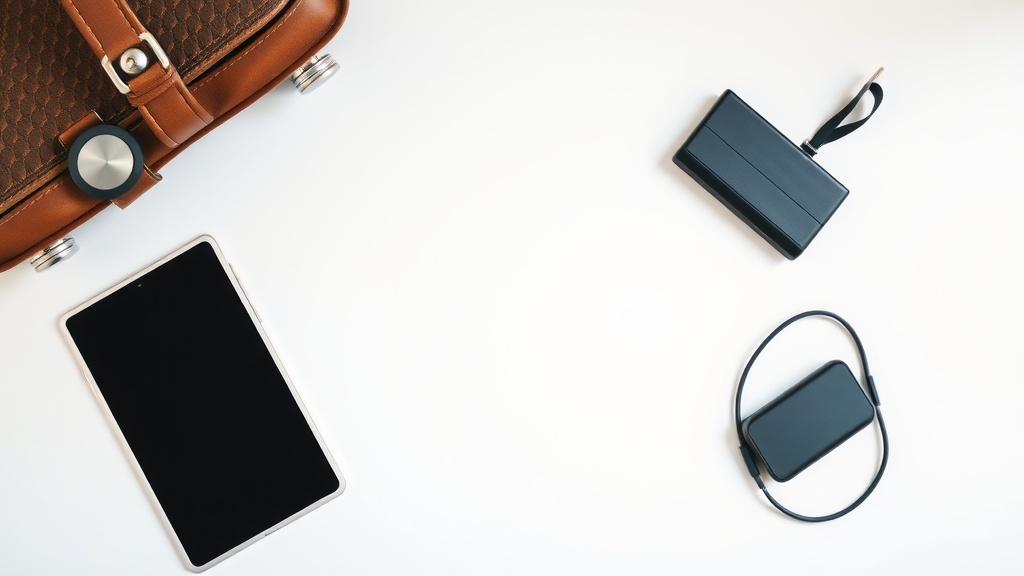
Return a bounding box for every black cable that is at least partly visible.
[734,310,889,522]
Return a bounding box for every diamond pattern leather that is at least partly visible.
[0,0,287,206]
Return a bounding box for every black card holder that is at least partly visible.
[673,90,849,260]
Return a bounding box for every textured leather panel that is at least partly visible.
[0,3,119,206]
[0,0,287,207]
[136,0,288,83]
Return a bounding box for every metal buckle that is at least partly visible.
[100,32,171,94]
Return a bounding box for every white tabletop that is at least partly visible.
[3,1,1023,574]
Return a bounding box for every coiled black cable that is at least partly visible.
[734,310,889,522]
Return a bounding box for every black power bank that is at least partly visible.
[741,361,875,482]
[673,91,849,259]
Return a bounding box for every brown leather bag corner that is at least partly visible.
[0,0,349,273]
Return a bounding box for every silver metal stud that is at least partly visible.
[291,54,340,95]
[119,47,149,75]
[102,32,170,94]
[30,237,79,272]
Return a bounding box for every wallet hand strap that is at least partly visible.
[60,0,213,148]
[801,68,884,157]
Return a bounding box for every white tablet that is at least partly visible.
[60,236,344,572]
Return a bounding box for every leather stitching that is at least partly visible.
[196,0,305,91]
[63,0,107,55]
[171,82,209,124]
[107,0,139,34]
[128,68,177,105]
[140,106,180,147]
[182,82,213,121]
[136,79,210,147]
[0,177,82,233]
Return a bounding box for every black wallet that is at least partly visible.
[674,72,883,259]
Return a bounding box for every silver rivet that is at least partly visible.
[30,238,79,272]
[291,54,340,95]
[119,48,149,75]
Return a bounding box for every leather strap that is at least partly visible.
[60,0,212,148]
[801,68,884,157]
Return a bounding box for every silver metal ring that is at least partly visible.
[291,54,340,95]
[30,238,79,272]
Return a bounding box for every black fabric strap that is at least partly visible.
[801,69,884,157]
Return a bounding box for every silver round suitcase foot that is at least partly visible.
[291,54,339,95]
[30,237,79,272]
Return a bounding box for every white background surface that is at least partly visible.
[2,0,1023,574]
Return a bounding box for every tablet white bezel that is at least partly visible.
[59,234,345,572]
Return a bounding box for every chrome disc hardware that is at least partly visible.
[68,124,144,200]
[291,54,340,94]
[30,237,79,272]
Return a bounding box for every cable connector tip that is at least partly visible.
[865,67,884,88]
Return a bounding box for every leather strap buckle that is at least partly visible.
[100,32,171,94]
[61,0,212,148]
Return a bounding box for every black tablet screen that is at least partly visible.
[64,240,340,568]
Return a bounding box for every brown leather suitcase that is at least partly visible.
[0,0,349,273]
